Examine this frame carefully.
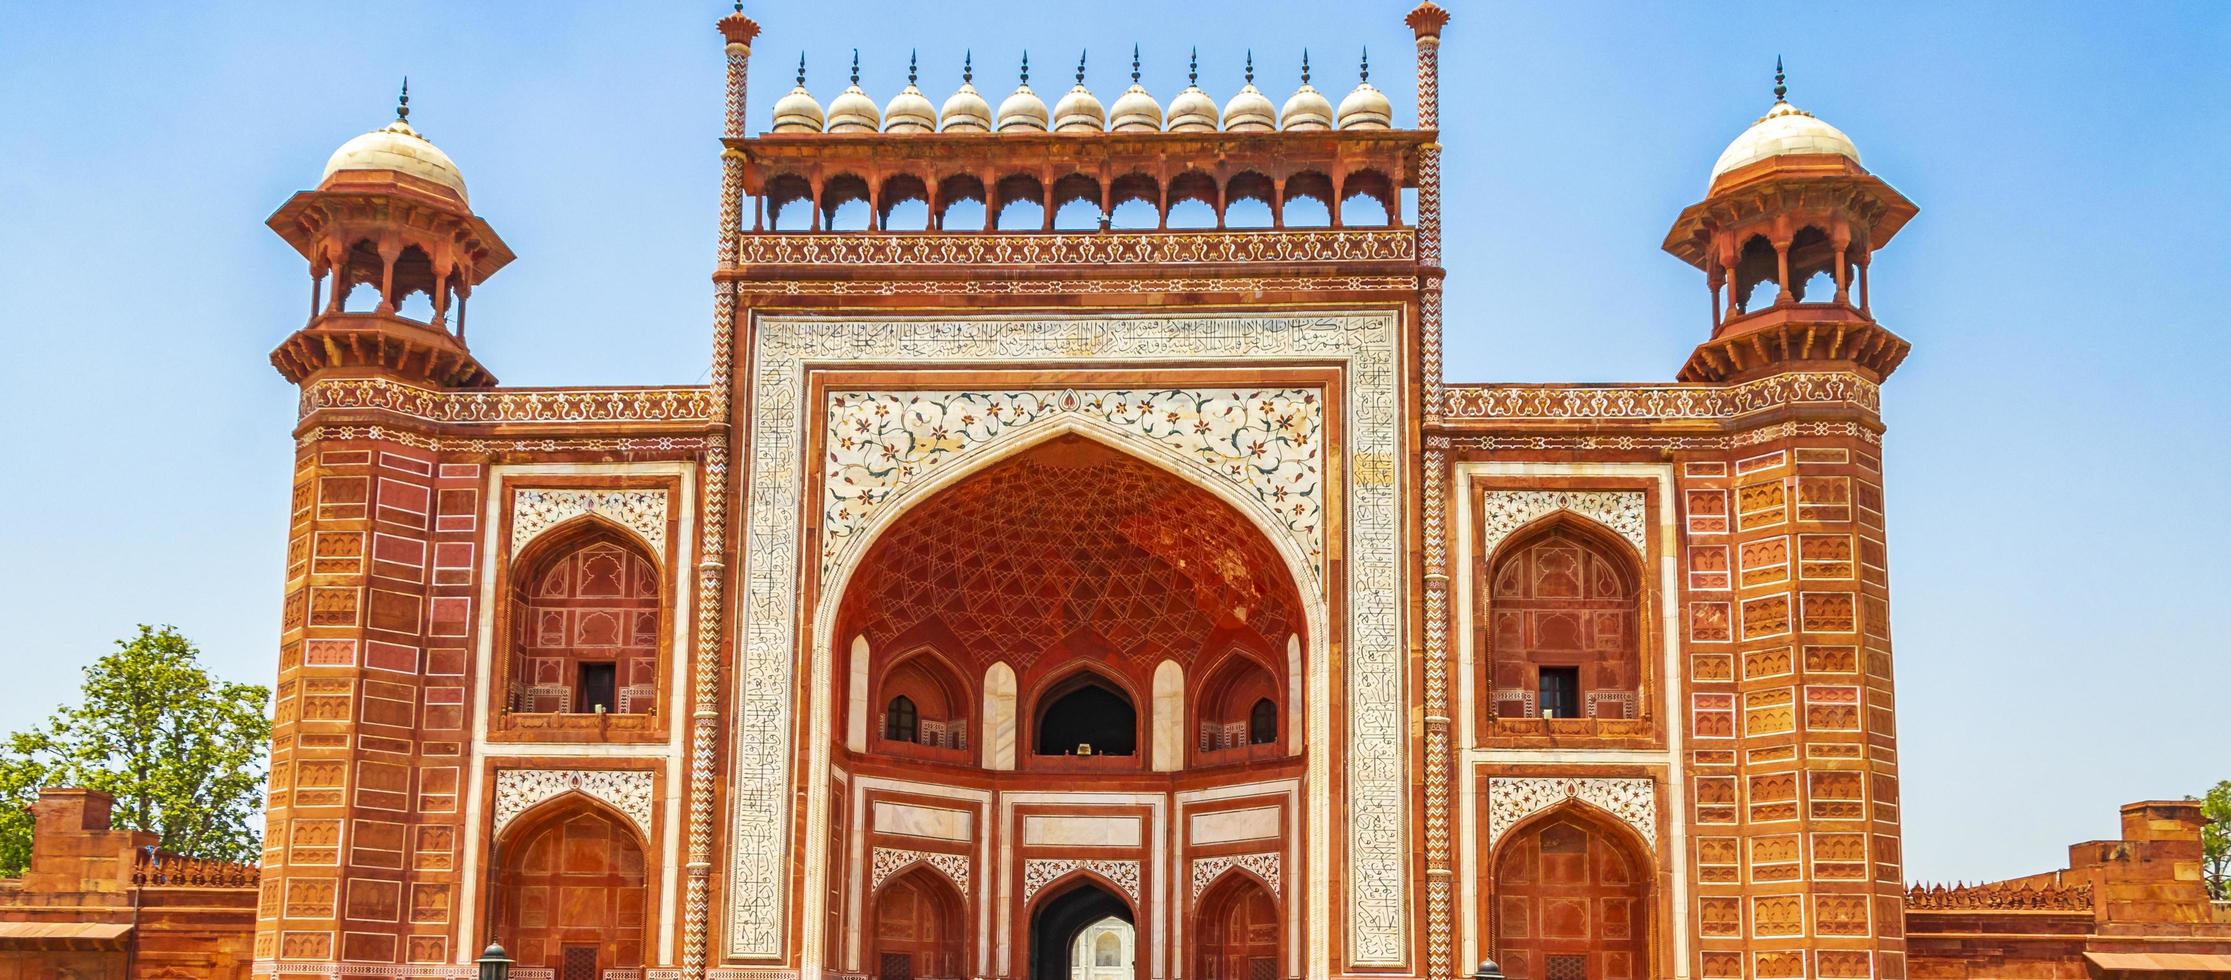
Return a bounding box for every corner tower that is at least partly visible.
[266,83,513,387]
[1662,62,1916,382]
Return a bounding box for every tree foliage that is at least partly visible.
[0,625,270,875]
[2200,780,2231,901]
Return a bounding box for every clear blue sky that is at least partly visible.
[2,2,2225,885]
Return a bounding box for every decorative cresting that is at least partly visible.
[823,388,1324,580]
[1485,777,1659,851]
[1443,372,1879,421]
[1905,880,2093,912]
[510,488,670,561]
[735,229,1414,267]
[1022,859,1141,903]
[870,847,970,894]
[299,377,715,425]
[732,311,1406,964]
[1476,490,1648,559]
[1190,852,1281,898]
[490,769,657,838]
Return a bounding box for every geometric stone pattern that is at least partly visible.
[837,442,1301,670]
[298,376,715,426]
[490,769,657,839]
[1443,371,1879,421]
[824,387,1324,581]
[1484,777,1658,851]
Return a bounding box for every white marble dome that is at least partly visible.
[771,56,826,133]
[996,58,1049,133]
[1709,99,1861,184]
[322,115,468,203]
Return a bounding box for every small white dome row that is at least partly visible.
[772,49,1393,135]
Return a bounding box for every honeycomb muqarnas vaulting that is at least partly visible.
[245,4,1974,979]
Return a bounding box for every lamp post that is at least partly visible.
[477,940,513,980]
[1472,959,1505,980]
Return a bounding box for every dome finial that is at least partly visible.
[1774,56,1787,102]
[1301,49,1311,86]
[908,49,919,86]
[1021,50,1031,85]
[1076,50,1088,86]
[1245,50,1255,85]
[1360,47,1370,83]
[850,49,860,86]
[1131,44,1142,84]
[397,77,410,123]
[796,52,807,87]
[963,50,973,85]
[1188,47,1199,86]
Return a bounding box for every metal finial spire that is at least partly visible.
[734,0,741,11]
[849,49,860,86]
[1020,51,1030,85]
[397,77,410,122]
[1360,47,1370,83]
[1245,50,1254,85]
[796,52,806,87]
[1188,47,1199,86]
[908,49,918,86]
[1301,49,1311,86]
[1076,50,1087,86]
[1773,56,1787,102]
[963,50,973,85]
[1131,44,1142,84]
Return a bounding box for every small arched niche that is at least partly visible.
[507,520,663,716]
[1489,807,1652,980]
[493,799,650,972]
[1482,517,1643,727]
[876,649,973,754]
[1192,649,1282,765]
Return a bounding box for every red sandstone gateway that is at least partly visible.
[12,4,2225,980]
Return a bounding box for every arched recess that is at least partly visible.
[826,428,1315,773]
[491,797,651,973]
[1031,665,1139,761]
[1191,648,1282,765]
[1030,878,1135,980]
[1487,805,1653,980]
[1481,514,1644,726]
[505,517,663,715]
[872,866,967,980]
[1195,872,1280,980]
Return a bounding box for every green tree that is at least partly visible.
[2201,780,2231,900]
[0,625,270,875]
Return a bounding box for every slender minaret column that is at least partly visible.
[689,6,758,980]
[1405,6,1456,980]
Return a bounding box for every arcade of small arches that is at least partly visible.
[834,436,1305,773]
[754,164,1404,233]
[1717,222,1874,323]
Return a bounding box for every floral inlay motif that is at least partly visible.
[1485,777,1657,851]
[512,489,669,562]
[491,769,656,838]
[1190,852,1282,898]
[869,847,970,895]
[1477,490,1648,561]
[1021,858,1141,904]
[823,388,1324,582]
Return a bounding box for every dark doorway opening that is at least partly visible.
[1030,880,1133,980]
[1034,674,1137,756]
[579,662,617,713]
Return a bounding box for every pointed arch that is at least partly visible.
[1482,512,1646,724]
[504,517,664,715]
[1486,802,1655,980]
[871,864,968,980]
[490,795,652,972]
[1195,870,1281,980]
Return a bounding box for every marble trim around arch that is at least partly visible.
[870,847,971,895]
[822,387,1326,582]
[510,487,671,562]
[490,768,658,839]
[1484,776,1659,852]
[1190,852,1282,899]
[1475,490,1648,560]
[1023,858,1144,904]
[733,310,1409,969]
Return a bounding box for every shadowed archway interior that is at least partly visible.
[1031,880,1134,980]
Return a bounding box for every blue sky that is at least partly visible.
[2,2,2226,885]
